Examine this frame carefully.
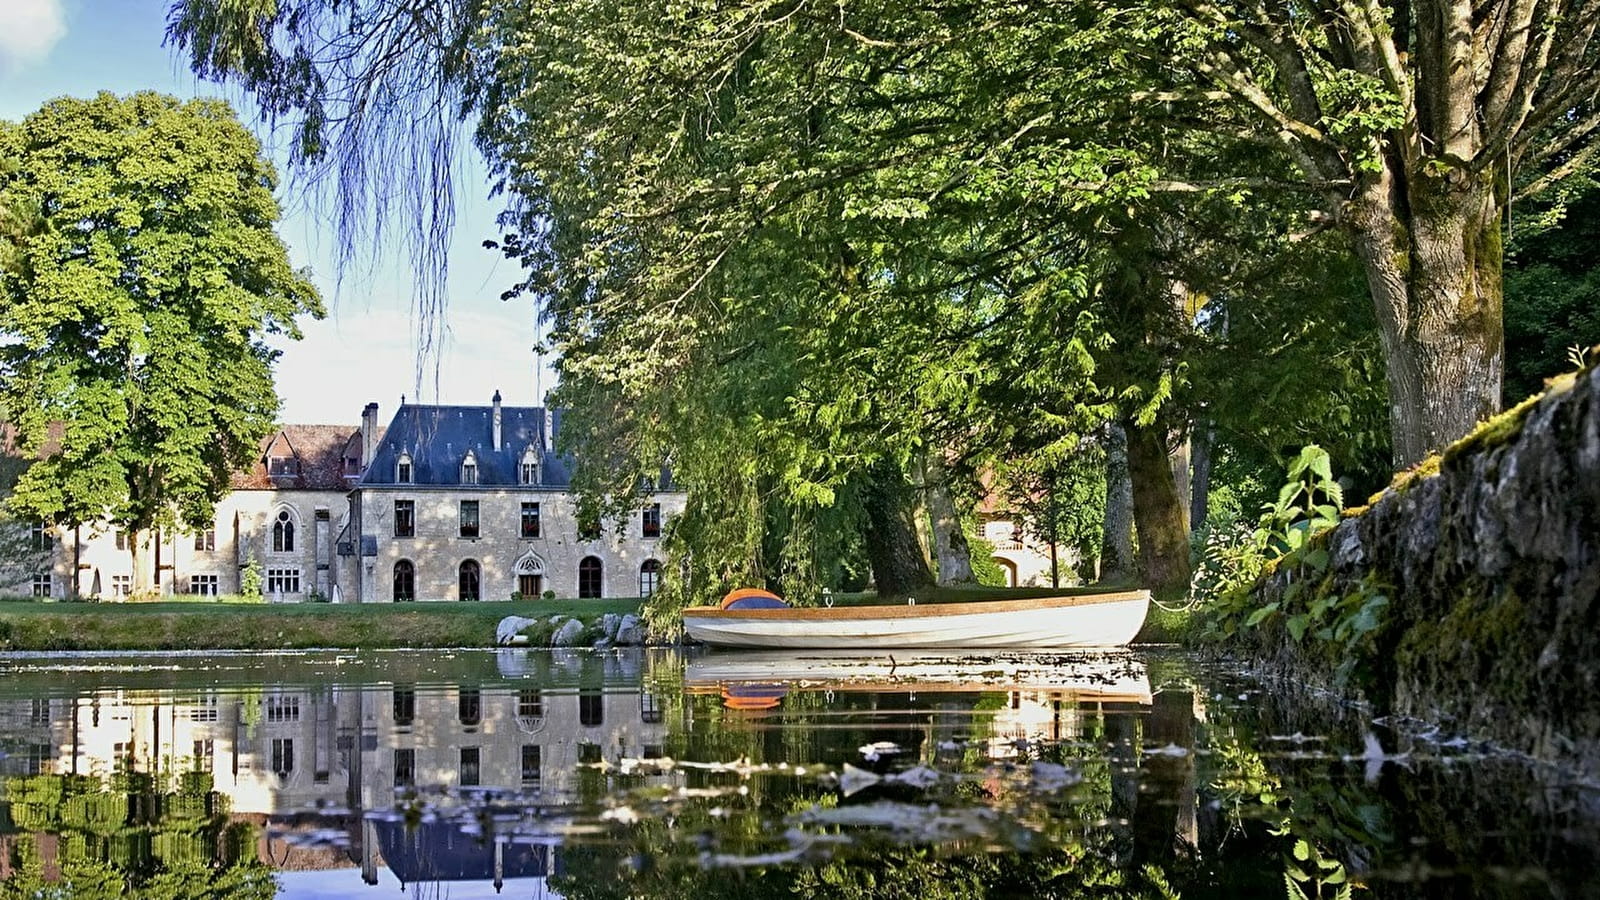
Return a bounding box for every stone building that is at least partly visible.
[344,393,684,603]
[2,392,685,602]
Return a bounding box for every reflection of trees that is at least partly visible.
[0,771,274,899]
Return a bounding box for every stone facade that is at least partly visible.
[3,394,686,603]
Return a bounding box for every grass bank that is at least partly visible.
[0,597,642,651]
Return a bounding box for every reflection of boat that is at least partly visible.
[681,590,1150,649]
[685,651,1153,706]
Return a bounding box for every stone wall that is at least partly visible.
[1249,360,1600,770]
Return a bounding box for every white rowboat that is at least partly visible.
[681,590,1150,650]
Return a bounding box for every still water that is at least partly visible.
[0,648,1596,899]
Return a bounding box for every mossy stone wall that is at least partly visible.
[1250,361,1600,770]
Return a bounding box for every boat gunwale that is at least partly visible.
[682,590,1149,621]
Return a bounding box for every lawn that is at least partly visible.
[0,596,643,651]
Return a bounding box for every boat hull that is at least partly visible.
[681,592,1149,650]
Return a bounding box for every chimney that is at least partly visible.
[492,390,503,451]
[361,403,379,469]
[542,393,555,455]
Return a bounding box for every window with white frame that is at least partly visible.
[111,575,131,597]
[115,530,129,551]
[396,453,413,483]
[519,447,540,485]
[267,694,301,722]
[31,574,51,598]
[189,574,219,596]
[266,567,301,594]
[194,528,215,551]
[460,452,478,485]
[192,739,214,772]
[639,559,662,598]
[29,522,48,552]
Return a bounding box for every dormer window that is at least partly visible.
[268,456,300,477]
[396,454,413,483]
[460,452,478,485]
[519,447,540,485]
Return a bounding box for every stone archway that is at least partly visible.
[991,556,1018,588]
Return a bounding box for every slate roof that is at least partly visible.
[361,404,574,488]
[232,424,378,491]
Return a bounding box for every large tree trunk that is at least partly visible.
[1345,168,1505,467]
[861,465,935,598]
[922,452,975,586]
[1100,424,1136,583]
[1125,421,1192,600]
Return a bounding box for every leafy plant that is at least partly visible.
[1196,445,1343,637]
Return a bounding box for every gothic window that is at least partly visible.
[578,556,603,599]
[271,509,296,552]
[639,559,662,598]
[393,560,415,602]
[459,560,481,601]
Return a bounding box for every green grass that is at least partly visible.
[0,595,643,651]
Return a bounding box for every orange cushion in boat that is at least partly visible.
[720,587,786,609]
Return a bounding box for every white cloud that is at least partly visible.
[0,0,66,71]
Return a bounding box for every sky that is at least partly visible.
[0,0,555,425]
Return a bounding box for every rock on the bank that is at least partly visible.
[496,616,539,646]
[1248,359,1600,770]
[615,614,644,646]
[550,617,587,647]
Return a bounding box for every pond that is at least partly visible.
[0,648,1596,899]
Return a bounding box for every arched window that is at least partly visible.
[271,509,295,552]
[458,560,480,601]
[460,452,478,485]
[396,453,413,483]
[519,446,540,485]
[393,560,415,602]
[639,559,662,598]
[578,556,603,599]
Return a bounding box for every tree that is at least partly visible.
[171,0,1600,471]
[0,92,323,592]
[1103,0,1600,465]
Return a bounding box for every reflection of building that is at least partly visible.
[0,682,670,893]
[3,392,686,602]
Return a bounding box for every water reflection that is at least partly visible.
[0,649,1597,898]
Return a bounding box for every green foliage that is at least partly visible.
[1503,185,1600,403]
[0,92,323,565]
[965,528,1007,588]
[0,770,273,900]
[1196,445,1343,637]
